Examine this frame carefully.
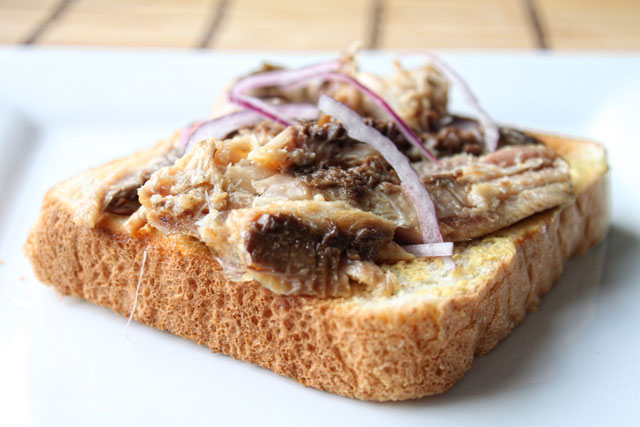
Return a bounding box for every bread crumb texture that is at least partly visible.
[24,134,609,401]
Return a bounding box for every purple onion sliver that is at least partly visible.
[229,59,342,97]
[265,70,440,164]
[184,103,320,153]
[228,59,439,164]
[318,94,445,247]
[403,242,453,257]
[401,183,443,244]
[233,95,293,127]
[186,111,261,151]
[228,60,341,126]
[405,51,500,152]
[317,72,440,164]
[178,120,203,148]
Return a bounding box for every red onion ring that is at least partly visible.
[313,72,439,164]
[231,96,293,127]
[229,61,439,164]
[228,60,342,126]
[178,120,204,148]
[230,60,342,95]
[318,94,450,255]
[403,243,453,257]
[403,51,500,152]
[183,103,319,152]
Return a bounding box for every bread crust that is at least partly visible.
[24,133,609,401]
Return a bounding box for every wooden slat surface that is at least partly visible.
[1,0,639,50]
[380,0,536,49]
[211,0,371,50]
[37,0,215,48]
[538,0,640,50]
[0,0,57,43]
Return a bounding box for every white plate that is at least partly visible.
[1,48,639,427]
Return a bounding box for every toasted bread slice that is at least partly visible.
[24,133,609,401]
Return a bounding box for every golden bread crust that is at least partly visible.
[24,133,609,401]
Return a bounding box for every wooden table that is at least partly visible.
[1,0,639,50]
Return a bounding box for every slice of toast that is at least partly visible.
[24,132,609,401]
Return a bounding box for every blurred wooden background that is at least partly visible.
[1,0,639,50]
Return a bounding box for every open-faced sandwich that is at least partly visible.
[25,50,609,401]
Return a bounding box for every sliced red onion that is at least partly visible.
[183,103,319,152]
[230,59,342,95]
[404,51,500,152]
[229,61,439,164]
[178,120,203,148]
[229,60,342,126]
[315,72,439,163]
[403,242,453,257]
[231,96,294,127]
[319,94,450,255]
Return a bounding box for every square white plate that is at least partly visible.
[1,48,639,427]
